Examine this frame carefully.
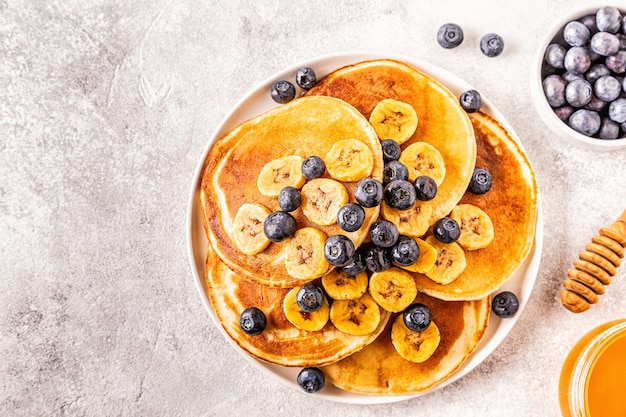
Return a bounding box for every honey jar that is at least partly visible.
[559,319,626,417]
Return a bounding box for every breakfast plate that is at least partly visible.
[187,51,543,404]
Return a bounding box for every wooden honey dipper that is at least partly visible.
[561,209,626,313]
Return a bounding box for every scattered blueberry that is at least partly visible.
[270,80,296,104]
[278,186,301,212]
[459,89,482,113]
[569,109,601,136]
[390,235,420,266]
[364,244,391,273]
[403,303,432,332]
[384,180,416,210]
[263,211,297,242]
[492,291,520,318]
[239,307,267,335]
[480,33,504,57]
[468,168,493,194]
[564,21,591,47]
[297,367,325,393]
[565,78,593,107]
[354,178,384,208]
[324,234,355,267]
[301,156,325,179]
[337,203,365,232]
[381,139,402,162]
[413,175,438,201]
[296,283,325,313]
[370,220,399,248]
[433,217,461,244]
[342,247,367,275]
[436,23,464,49]
[295,67,317,90]
[383,160,409,185]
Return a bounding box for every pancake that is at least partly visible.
[305,59,476,225]
[201,95,384,287]
[412,111,539,300]
[205,245,391,367]
[321,292,490,395]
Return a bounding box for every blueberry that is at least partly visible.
[590,32,620,56]
[239,307,267,335]
[337,203,365,232]
[296,283,325,312]
[491,291,519,318]
[278,186,301,212]
[542,74,567,107]
[596,6,622,34]
[606,51,626,74]
[544,43,567,69]
[324,234,355,267]
[390,235,420,266]
[563,21,591,47]
[579,14,599,34]
[370,220,399,248]
[270,80,296,104]
[433,217,460,243]
[384,180,416,210]
[341,247,367,275]
[459,89,482,113]
[263,211,297,242]
[383,160,409,185]
[585,64,611,83]
[585,95,607,113]
[413,175,438,201]
[436,23,464,49]
[554,105,575,122]
[381,139,402,162]
[609,98,626,123]
[297,367,325,393]
[594,75,622,102]
[565,79,593,107]
[568,109,601,136]
[364,244,391,273]
[479,33,504,57]
[301,156,325,179]
[468,168,492,195]
[295,67,317,90]
[354,178,384,208]
[403,303,432,332]
[564,46,591,74]
[599,117,620,139]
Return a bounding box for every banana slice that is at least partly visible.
[423,235,467,285]
[257,155,306,197]
[397,237,438,273]
[369,99,418,145]
[450,204,495,250]
[398,142,446,186]
[321,269,368,300]
[300,178,349,226]
[231,203,272,255]
[330,293,381,336]
[324,138,374,182]
[381,201,433,238]
[368,267,418,313]
[285,227,330,280]
[391,315,440,363]
[283,285,330,331]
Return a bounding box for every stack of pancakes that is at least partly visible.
[200,59,538,395]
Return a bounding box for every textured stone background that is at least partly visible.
[2,0,625,416]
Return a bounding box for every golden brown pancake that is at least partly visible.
[205,245,391,367]
[305,59,476,224]
[412,111,539,300]
[321,292,490,395]
[201,95,384,287]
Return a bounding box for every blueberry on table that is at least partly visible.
[384,180,416,210]
[433,217,460,244]
[492,291,519,318]
[263,211,297,242]
[278,186,301,212]
[381,139,402,162]
[370,220,399,248]
[383,160,409,185]
[324,234,355,267]
[436,23,464,49]
[479,33,504,57]
[295,67,317,90]
[390,235,420,266]
[354,177,384,208]
[342,247,367,275]
[270,80,296,104]
[403,303,432,332]
[414,175,438,201]
[239,307,267,335]
[296,283,325,313]
[468,168,492,195]
[459,89,482,113]
[337,203,365,232]
[297,367,325,393]
[301,155,325,179]
[364,244,391,273]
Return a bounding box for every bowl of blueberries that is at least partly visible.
[532,5,626,149]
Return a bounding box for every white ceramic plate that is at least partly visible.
[187,52,544,404]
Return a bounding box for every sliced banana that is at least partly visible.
[324,138,374,182]
[381,201,432,238]
[398,142,446,186]
[330,293,381,336]
[368,267,418,313]
[257,155,306,197]
[391,315,440,363]
[450,204,495,250]
[283,285,330,331]
[423,235,467,285]
[300,178,349,226]
[397,237,438,273]
[284,227,330,280]
[231,203,272,255]
[321,269,368,300]
[369,99,418,145]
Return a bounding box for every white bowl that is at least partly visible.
[530,5,626,150]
